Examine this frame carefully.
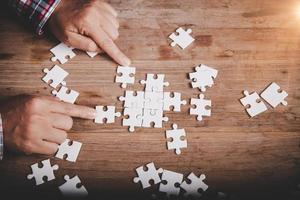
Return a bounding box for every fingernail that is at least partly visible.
[124,58,131,66]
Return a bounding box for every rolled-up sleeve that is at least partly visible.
[7,0,61,35]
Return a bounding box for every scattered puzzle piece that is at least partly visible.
[59,175,88,198]
[50,43,76,64]
[144,91,164,110]
[140,74,169,92]
[86,51,98,58]
[42,65,68,88]
[166,124,187,155]
[52,86,79,104]
[95,106,121,124]
[190,94,211,121]
[163,92,187,112]
[55,139,82,162]
[240,90,267,117]
[119,91,145,108]
[133,162,163,189]
[169,27,195,49]
[27,159,59,186]
[159,169,183,197]
[260,82,288,108]
[189,64,218,92]
[180,173,208,198]
[115,66,136,88]
[123,107,143,132]
[142,109,169,128]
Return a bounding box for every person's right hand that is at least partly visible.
[0,95,97,155]
[48,0,131,66]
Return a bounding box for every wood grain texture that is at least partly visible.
[0,0,300,199]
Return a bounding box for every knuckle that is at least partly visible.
[66,117,73,130]
[100,38,113,49]
[26,97,42,111]
[22,141,33,154]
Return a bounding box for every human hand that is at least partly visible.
[48,0,131,66]
[0,95,96,155]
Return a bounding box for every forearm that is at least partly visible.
[7,0,61,35]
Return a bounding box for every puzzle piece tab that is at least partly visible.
[190,94,211,121]
[133,162,163,189]
[55,139,82,162]
[240,90,267,117]
[159,169,183,197]
[50,43,76,64]
[169,27,195,49]
[59,175,88,198]
[166,124,187,155]
[27,159,59,186]
[52,86,79,104]
[189,64,218,92]
[180,173,208,198]
[119,91,145,108]
[95,106,121,124]
[142,109,168,128]
[42,65,68,88]
[163,92,187,112]
[260,82,288,108]
[123,107,143,132]
[140,74,169,92]
[115,66,136,88]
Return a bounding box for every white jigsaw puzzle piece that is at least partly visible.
[240,90,268,117]
[119,91,145,108]
[260,82,288,108]
[144,91,164,110]
[159,169,183,197]
[142,109,169,128]
[50,43,76,64]
[163,92,187,112]
[95,106,121,124]
[42,65,68,88]
[133,162,163,189]
[27,159,59,186]
[123,107,143,132]
[55,139,82,162]
[190,94,211,121]
[59,175,88,198]
[189,64,218,92]
[86,51,98,58]
[52,86,79,104]
[180,173,208,198]
[115,66,136,88]
[169,27,195,49]
[166,124,187,155]
[140,74,169,92]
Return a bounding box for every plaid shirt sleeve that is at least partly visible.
[8,0,61,35]
[0,114,3,160]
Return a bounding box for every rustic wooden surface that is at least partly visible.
[0,0,300,199]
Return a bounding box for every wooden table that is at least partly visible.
[0,0,300,199]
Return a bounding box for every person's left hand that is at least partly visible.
[48,0,131,66]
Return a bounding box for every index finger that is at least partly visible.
[49,100,97,119]
[89,27,131,66]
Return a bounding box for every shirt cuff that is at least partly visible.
[35,0,61,35]
[8,0,61,36]
[0,113,3,160]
